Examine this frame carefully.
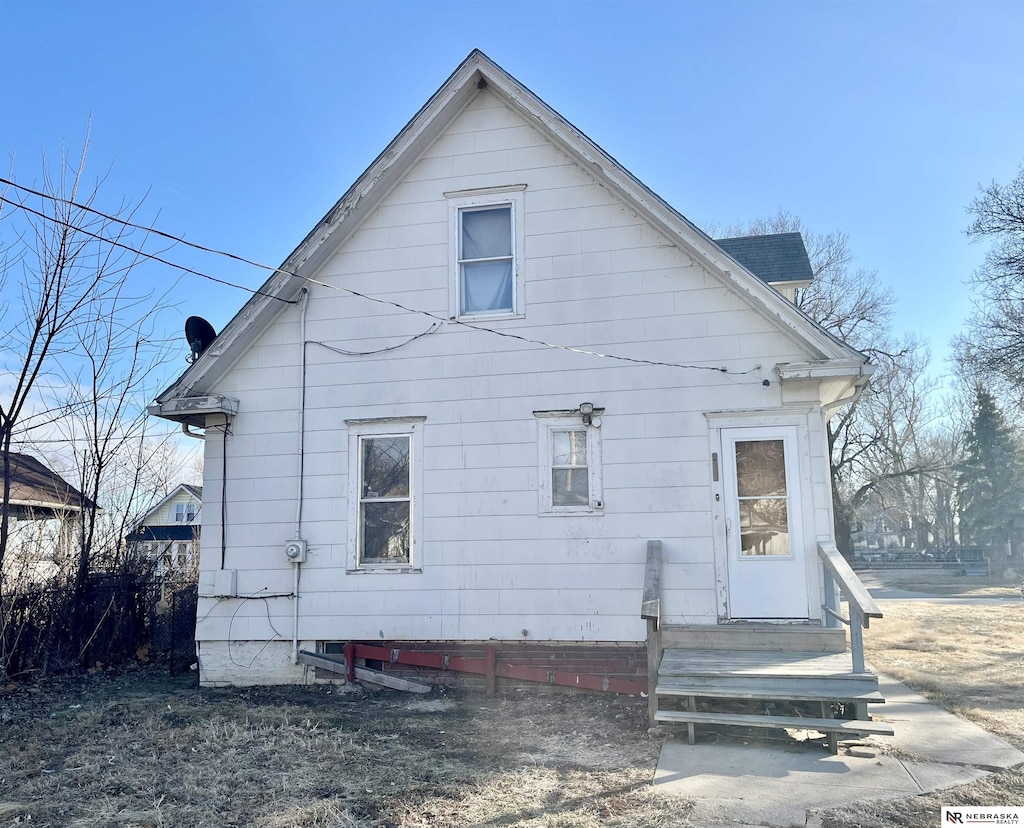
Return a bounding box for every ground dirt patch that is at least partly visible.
[3,569,1023,827]
[0,669,688,827]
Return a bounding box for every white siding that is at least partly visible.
[195,89,840,682]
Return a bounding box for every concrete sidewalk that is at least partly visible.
[651,675,1024,827]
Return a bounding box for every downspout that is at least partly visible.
[292,287,310,665]
[181,423,206,440]
[823,361,872,417]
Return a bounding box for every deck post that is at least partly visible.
[849,609,866,674]
[822,569,839,629]
[646,619,660,726]
[641,540,663,727]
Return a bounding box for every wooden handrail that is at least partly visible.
[641,539,663,628]
[817,541,882,624]
[817,541,882,674]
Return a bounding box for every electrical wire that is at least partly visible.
[0,193,298,304]
[308,323,442,357]
[0,182,758,376]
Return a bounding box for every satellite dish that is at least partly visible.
[185,316,217,363]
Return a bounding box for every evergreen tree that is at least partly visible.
[957,388,1024,555]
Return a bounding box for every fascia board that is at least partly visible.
[147,395,239,427]
[9,498,85,512]
[776,359,875,383]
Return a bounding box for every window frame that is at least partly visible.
[446,186,526,321]
[172,501,197,523]
[346,417,425,572]
[535,413,604,516]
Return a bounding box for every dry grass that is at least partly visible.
[0,670,690,828]
[4,568,1023,827]
[821,571,1024,827]
[856,567,1020,597]
[863,601,1024,747]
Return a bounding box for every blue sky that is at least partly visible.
[3,0,1023,395]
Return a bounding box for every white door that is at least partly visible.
[722,426,810,619]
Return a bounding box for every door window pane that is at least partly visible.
[739,499,790,556]
[735,440,787,497]
[735,439,790,557]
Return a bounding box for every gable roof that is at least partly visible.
[153,50,869,411]
[3,452,99,517]
[714,233,814,286]
[133,483,203,528]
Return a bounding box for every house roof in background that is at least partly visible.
[714,233,815,285]
[2,452,99,515]
[133,483,203,529]
[181,484,203,500]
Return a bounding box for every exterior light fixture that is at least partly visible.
[579,402,595,425]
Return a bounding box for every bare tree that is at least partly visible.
[0,139,186,677]
[957,163,1024,407]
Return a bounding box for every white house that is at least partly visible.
[150,52,884,745]
[125,483,202,576]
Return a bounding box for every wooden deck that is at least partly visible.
[640,540,892,753]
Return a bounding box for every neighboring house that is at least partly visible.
[150,51,887,745]
[125,484,202,576]
[1,452,100,581]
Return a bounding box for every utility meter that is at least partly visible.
[284,540,307,563]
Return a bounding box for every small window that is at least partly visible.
[459,205,513,315]
[447,187,525,320]
[173,502,197,523]
[536,415,603,514]
[347,418,425,570]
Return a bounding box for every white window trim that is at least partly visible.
[536,414,604,516]
[447,187,526,321]
[346,418,425,572]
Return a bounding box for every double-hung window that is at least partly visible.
[460,205,513,315]
[347,418,425,570]
[447,186,525,319]
[172,502,197,523]
[536,414,603,514]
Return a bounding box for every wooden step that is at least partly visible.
[658,648,872,680]
[661,624,846,653]
[655,676,885,704]
[655,709,894,737]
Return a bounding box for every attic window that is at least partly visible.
[173,502,197,523]
[460,205,513,315]
[447,187,525,320]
